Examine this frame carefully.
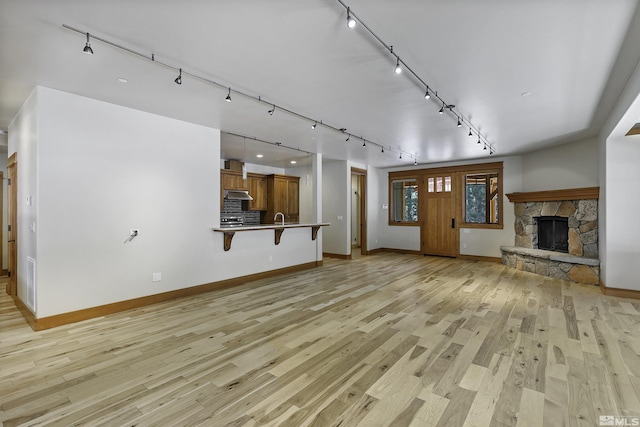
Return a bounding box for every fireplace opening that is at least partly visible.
[537,216,568,252]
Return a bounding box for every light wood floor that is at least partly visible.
[1,254,639,426]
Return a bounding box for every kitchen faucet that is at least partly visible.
[274,212,285,225]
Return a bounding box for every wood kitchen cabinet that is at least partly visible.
[221,170,248,191]
[248,174,267,211]
[263,174,300,223]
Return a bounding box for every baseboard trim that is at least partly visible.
[20,261,321,331]
[457,254,502,263]
[323,252,352,260]
[599,280,640,300]
[365,248,421,255]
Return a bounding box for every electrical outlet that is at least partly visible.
[152,272,161,282]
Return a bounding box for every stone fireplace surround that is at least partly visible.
[501,187,600,285]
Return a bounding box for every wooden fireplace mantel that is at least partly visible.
[506,187,599,203]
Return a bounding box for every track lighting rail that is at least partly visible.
[336,1,495,155]
[62,24,419,162]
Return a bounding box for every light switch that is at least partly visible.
[337,215,343,220]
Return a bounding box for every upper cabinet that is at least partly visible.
[263,174,300,223]
[221,170,248,191]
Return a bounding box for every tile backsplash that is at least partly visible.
[221,199,261,225]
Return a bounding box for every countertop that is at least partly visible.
[213,222,330,232]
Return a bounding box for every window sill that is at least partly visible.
[460,223,503,230]
[388,222,420,227]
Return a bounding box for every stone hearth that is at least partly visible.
[502,187,600,285]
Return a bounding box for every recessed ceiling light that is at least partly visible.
[521,92,532,97]
[117,78,128,83]
[256,154,264,158]
[290,160,297,164]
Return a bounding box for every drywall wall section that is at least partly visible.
[520,138,599,191]
[604,134,640,290]
[16,87,318,318]
[322,159,349,255]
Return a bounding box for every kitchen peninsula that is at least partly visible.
[213,222,330,251]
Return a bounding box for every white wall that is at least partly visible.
[372,156,522,257]
[604,134,640,289]
[8,88,38,310]
[0,149,7,270]
[10,87,319,318]
[322,159,350,255]
[520,138,599,191]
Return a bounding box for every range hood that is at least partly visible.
[224,190,254,201]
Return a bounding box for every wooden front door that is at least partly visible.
[421,173,457,257]
[7,153,17,295]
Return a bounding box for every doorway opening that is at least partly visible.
[351,168,367,257]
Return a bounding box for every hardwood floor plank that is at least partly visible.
[0,255,639,426]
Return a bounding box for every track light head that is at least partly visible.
[424,86,431,100]
[225,88,231,102]
[439,103,444,114]
[381,146,384,153]
[346,135,350,142]
[394,58,402,74]
[268,105,275,115]
[312,122,317,130]
[399,153,402,159]
[83,33,93,54]
[483,144,487,150]
[457,117,462,128]
[347,7,356,29]
[477,136,481,144]
[174,68,182,85]
[414,158,418,166]
[362,140,366,147]
[468,128,473,137]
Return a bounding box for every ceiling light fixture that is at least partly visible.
[63,23,411,165]
[312,121,317,130]
[291,160,297,164]
[83,32,93,54]
[346,135,350,142]
[439,103,445,114]
[347,7,356,28]
[414,158,418,166]
[457,117,462,128]
[477,136,481,144]
[225,88,232,102]
[333,3,496,155]
[362,140,366,147]
[256,154,264,158]
[381,146,384,153]
[399,153,402,159]
[117,77,128,83]
[394,57,402,75]
[468,128,473,137]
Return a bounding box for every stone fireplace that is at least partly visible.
[501,187,600,285]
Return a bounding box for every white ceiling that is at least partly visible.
[1,0,638,168]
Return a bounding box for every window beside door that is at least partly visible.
[389,177,418,225]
